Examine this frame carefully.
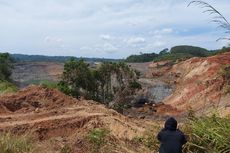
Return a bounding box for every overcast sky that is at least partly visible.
[0,0,229,58]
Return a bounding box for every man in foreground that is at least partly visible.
[157,117,187,153]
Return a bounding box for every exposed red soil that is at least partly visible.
[150,53,230,116]
[0,86,154,152]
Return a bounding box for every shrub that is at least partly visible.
[0,133,36,153]
[40,80,58,89]
[183,115,230,153]
[0,80,18,95]
[87,128,110,151]
[111,103,131,114]
[220,64,230,94]
[129,81,142,89]
[0,53,13,81]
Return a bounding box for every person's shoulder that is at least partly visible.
[176,129,185,135]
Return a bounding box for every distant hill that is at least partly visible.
[11,54,120,63]
[125,45,220,63]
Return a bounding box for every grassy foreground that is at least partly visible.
[0,115,229,153]
[183,115,230,153]
[0,134,36,153]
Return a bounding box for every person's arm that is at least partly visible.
[157,129,164,142]
[180,131,187,145]
[177,129,187,145]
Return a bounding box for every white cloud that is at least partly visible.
[0,0,229,58]
[125,37,146,45]
[103,43,118,53]
[80,46,92,51]
[100,34,112,41]
[153,28,173,35]
[44,36,63,44]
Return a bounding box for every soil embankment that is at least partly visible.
[0,86,156,152]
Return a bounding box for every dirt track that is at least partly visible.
[0,86,157,152]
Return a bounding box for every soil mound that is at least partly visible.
[0,85,76,114]
[0,86,154,152]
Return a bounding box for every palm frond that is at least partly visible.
[188,1,230,41]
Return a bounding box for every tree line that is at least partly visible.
[125,45,230,63]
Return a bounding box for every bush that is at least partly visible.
[40,80,58,89]
[183,115,230,153]
[0,80,18,95]
[129,81,142,89]
[0,53,13,81]
[87,128,110,151]
[0,133,36,153]
[220,64,230,94]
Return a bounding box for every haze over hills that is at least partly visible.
[11,53,121,63]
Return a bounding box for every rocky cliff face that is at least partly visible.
[152,53,230,116]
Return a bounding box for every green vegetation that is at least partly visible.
[221,64,230,94]
[126,52,158,63]
[87,128,110,152]
[0,80,18,95]
[60,145,73,153]
[132,125,160,151]
[183,115,230,153]
[129,81,142,89]
[40,80,58,89]
[154,52,193,62]
[215,47,230,55]
[0,133,36,153]
[11,54,120,63]
[58,59,139,104]
[0,53,13,81]
[0,53,17,95]
[170,45,209,57]
[125,45,214,63]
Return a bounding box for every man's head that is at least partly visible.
[164,117,177,131]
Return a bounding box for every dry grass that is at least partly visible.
[0,133,36,153]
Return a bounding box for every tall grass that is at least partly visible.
[183,115,230,153]
[0,133,36,153]
[0,80,18,95]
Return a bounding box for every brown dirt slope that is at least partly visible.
[160,53,230,116]
[0,86,155,153]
